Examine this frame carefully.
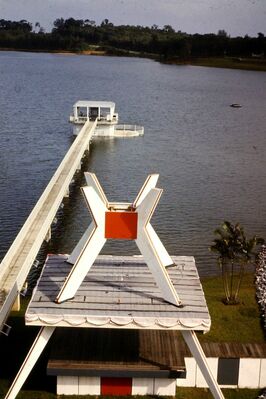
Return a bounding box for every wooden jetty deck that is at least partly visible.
[0,119,97,331]
[47,328,187,377]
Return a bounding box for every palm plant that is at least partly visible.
[210,221,264,304]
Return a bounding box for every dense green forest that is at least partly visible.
[0,17,265,62]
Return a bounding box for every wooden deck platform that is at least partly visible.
[201,341,266,359]
[0,120,97,331]
[47,328,186,378]
[25,254,211,331]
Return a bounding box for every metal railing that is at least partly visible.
[115,124,144,135]
[70,113,118,124]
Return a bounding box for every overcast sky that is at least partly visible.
[0,0,265,37]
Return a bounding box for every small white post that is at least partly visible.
[44,227,51,242]
[64,187,70,198]
[4,326,55,399]
[74,106,77,120]
[11,295,20,312]
[181,330,225,399]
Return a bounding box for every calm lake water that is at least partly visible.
[0,51,266,277]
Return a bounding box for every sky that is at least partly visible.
[0,0,265,37]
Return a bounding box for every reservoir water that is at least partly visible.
[0,51,266,277]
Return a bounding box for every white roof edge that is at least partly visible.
[73,101,116,108]
[25,313,211,331]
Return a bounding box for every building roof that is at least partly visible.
[73,101,115,109]
[25,254,210,331]
[47,328,186,377]
[201,342,266,359]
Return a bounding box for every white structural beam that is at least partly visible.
[84,172,108,205]
[67,173,108,265]
[69,173,173,268]
[181,330,225,399]
[136,188,181,306]
[134,173,175,268]
[133,174,159,207]
[57,173,181,306]
[145,223,174,267]
[67,223,94,265]
[4,327,55,399]
[55,187,107,303]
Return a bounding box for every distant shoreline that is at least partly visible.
[1,47,266,71]
[0,47,106,56]
[165,56,266,72]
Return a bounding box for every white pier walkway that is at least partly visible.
[0,119,97,332]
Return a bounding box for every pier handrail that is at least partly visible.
[0,119,97,330]
[115,124,144,135]
[116,124,143,130]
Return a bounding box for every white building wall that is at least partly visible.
[176,357,196,387]
[56,357,266,395]
[57,376,79,395]
[154,378,176,395]
[79,376,101,395]
[57,376,177,396]
[196,358,218,388]
[177,357,266,389]
[259,359,266,388]
[132,378,154,395]
[238,359,261,388]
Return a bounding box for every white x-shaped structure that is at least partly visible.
[55,173,181,306]
[5,173,226,399]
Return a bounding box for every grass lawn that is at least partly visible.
[200,273,265,343]
[170,57,266,71]
[0,386,263,399]
[0,272,264,398]
[176,388,262,398]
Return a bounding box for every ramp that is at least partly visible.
[0,119,97,331]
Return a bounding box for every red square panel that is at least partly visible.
[101,377,132,395]
[105,211,138,240]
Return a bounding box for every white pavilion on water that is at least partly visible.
[4,174,225,399]
[70,100,144,137]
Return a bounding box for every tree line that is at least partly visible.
[0,18,265,60]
